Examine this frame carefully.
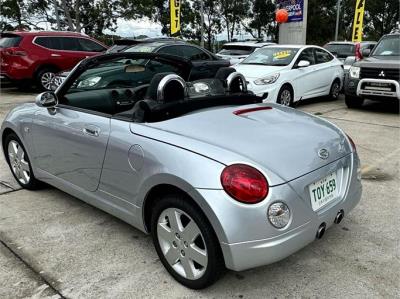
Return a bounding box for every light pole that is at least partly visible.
[200,0,205,48]
[335,0,341,41]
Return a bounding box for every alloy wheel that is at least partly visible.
[41,72,56,90]
[157,208,208,280]
[8,140,31,184]
[280,89,292,106]
[331,82,340,99]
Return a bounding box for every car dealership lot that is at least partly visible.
[0,86,399,298]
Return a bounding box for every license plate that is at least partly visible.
[309,172,338,211]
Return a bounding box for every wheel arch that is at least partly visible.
[332,76,341,86]
[277,82,295,102]
[1,125,32,166]
[33,63,61,79]
[1,127,16,161]
[141,180,228,244]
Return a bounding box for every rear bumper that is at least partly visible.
[221,185,361,271]
[1,63,33,81]
[195,152,362,271]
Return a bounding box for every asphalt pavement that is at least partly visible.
[0,85,399,298]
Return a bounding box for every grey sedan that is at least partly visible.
[1,53,362,289]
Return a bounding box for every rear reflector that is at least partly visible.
[233,106,272,115]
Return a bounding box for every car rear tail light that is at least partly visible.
[355,43,362,61]
[221,164,269,204]
[346,134,356,152]
[4,47,27,56]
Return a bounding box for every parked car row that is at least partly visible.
[50,42,345,108]
[1,30,398,110]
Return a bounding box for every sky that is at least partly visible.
[105,18,255,41]
[105,18,164,38]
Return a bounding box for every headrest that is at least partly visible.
[145,72,186,103]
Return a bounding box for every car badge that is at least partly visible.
[318,148,329,160]
[379,71,386,77]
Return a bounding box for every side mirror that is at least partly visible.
[297,60,311,68]
[35,92,58,108]
[361,48,370,58]
[330,51,338,57]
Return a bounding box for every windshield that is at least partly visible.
[241,47,299,66]
[0,35,22,48]
[371,35,400,56]
[124,43,163,53]
[218,45,257,56]
[67,57,181,93]
[324,44,355,57]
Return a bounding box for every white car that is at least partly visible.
[216,41,275,65]
[234,45,344,106]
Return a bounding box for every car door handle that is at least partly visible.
[51,53,61,57]
[83,127,100,137]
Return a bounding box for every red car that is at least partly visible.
[0,31,107,90]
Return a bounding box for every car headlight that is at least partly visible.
[77,76,101,88]
[267,202,290,228]
[254,73,280,85]
[349,66,360,79]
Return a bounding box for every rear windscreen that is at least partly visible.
[218,45,256,56]
[324,44,355,57]
[0,35,22,48]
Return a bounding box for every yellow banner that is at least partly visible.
[352,0,366,42]
[170,0,181,36]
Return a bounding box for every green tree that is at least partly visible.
[0,0,50,31]
[245,0,276,39]
[306,0,337,45]
[220,0,251,41]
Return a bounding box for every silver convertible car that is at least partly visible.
[1,53,362,289]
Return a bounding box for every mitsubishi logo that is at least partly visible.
[379,71,386,77]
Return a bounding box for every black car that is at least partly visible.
[51,39,229,90]
[344,32,400,108]
[106,37,183,53]
[123,40,229,80]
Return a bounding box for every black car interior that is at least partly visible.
[61,56,261,120]
[118,67,262,122]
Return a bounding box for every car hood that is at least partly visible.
[234,64,286,79]
[131,103,351,186]
[354,55,400,68]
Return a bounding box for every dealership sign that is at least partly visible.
[277,0,304,22]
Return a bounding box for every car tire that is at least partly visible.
[345,95,364,108]
[151,193,224,289]
[277,85,294,107]
[4,133,42,190]
[329,79,341,100]
[35,67,58,91]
